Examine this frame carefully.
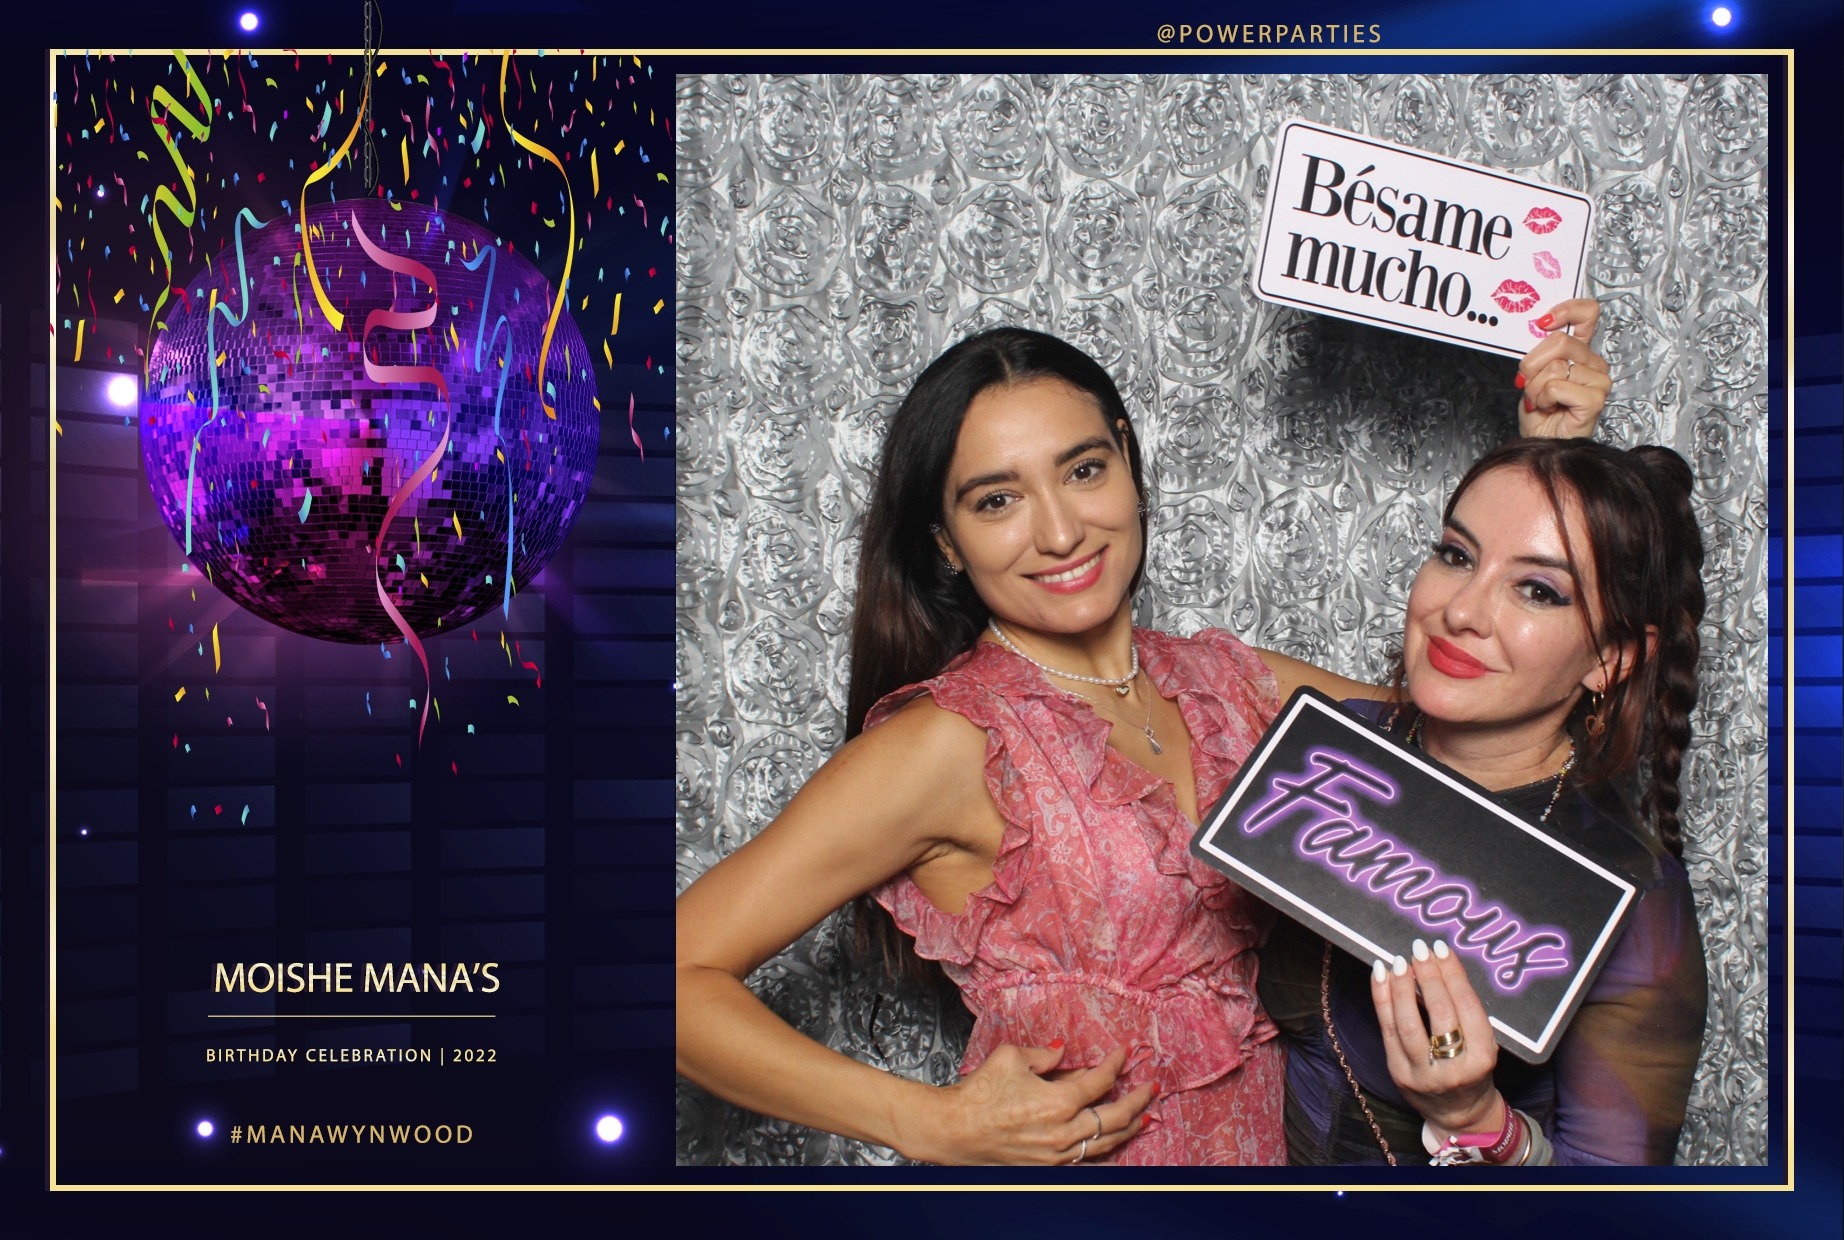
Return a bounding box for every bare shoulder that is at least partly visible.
[1254,647,1390,703]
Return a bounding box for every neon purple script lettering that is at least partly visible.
[1238,749,1571,993]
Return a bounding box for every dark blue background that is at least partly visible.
[1,0,1836,1232]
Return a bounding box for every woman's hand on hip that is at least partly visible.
[910,1043,1152,1165]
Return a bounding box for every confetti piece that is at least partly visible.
[73,320,84,363]
[241,805,250,825]
[452,511,464,541]
[610,291,621,336]
[507,695,520,706]
[174,686,187,702]
[211,623,221,673]
[298,487,313,523]
[652,299,664,314]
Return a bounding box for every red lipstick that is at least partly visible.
[1427,636,1490,679]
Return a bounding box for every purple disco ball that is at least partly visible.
[140,199,598,643]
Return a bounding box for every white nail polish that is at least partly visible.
[1373,959,1389,984]
[1393,955,1409,977]
[1433,939,1451,960]
[1412,939,1429,962]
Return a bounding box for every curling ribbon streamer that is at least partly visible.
[183,209,269,554]
[499,53,574,419]
[301,75,373,332]
[461,244,518,617]
[144,53,212,373]
[351,213,450,744]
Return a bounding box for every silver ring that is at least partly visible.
[1086,1106,1104,1141]
[1565,359,1576,380]
[1071,1137,1089,1164]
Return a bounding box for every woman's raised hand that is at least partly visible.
[1370,938,1504,1139]
[1517,298,1611,440]
[909,1043,1153,1166]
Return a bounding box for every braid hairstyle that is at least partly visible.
[1630,447,1706,858]
[1439,440,1707,858]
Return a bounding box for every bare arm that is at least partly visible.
[676,696,1150,1165]
[1255,647,1391,704]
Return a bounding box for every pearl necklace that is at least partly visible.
[986,619,1138,697]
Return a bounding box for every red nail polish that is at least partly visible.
[1150,1081,1162,1098]
[1514,372,1526,390]
[1047,1038,1066,1051]
[1524,397,1535,413]
[1535,313,1556,331]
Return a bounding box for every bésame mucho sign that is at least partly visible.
[1254,121,1594,359]
[1191,691,1636,1063]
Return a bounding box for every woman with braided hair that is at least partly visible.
[1259,438,1710,1166]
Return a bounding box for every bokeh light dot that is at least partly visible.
[239,12,259,32]
[595,1115,623,1143]
[196,1120,214,1138]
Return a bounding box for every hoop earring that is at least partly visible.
[1582,689,1609,742]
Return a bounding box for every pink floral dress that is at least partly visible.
[867,628,1286,1165]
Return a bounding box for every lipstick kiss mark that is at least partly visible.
[1492,280,1540,315]
[1524,206,1561,234]
[1532,251,1562,280]
[1528,318,1551,339]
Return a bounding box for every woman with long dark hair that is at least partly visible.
[676,303,1611,1165]
[1259,438,1708,1165]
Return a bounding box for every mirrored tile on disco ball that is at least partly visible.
[746,76,842,185]
[741,304,843,413]
[1252,488,1341,600]
[1681,75,1769,183]
[1144,494,1248,609]
[1150,384,1247,495]
[139,200,596,645]
[1676,183,1768,292]
[1049,180,1147,294]
[845,297,936,390]
[1151,178,1253,291]
[845,76,942,182]
[739,188,843,298]
[679,76,744,189]
[942,184,1044,294]
[1571,74,1671,171]
[725,616,827,726]
[1682,289,1765,404]
[942,74,1042,182]
[1589,175,1671,289]
[850,185,941,295]
[1368,75,1464,156]
[1465,75,1569,168]
[1157,77,1253,177]
[1049,76,1148,177]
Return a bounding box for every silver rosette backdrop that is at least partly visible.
[674,72,1770,1167]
